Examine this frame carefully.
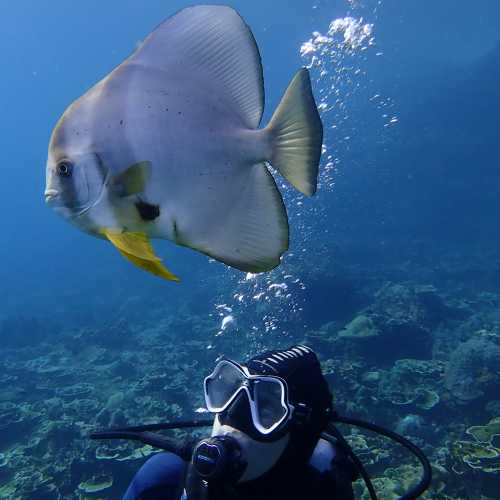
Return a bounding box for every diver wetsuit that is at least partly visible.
[123,437,356,500]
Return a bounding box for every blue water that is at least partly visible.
[2,0,500,498]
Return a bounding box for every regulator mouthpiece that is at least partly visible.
[192,436,246,483]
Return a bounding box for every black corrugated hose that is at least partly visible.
[327,413,432,500]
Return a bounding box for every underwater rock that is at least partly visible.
[64,398,100,419]
[372,282,445,326]
[395,414,426,438]
[330,313,432,365]
[396,414,436,445]
[377,358,443,413]
[5,467,57,498]
[444,335,500,403]
[106,391,125,410]
[96,442,156,462]
[78,474,113,494]
[361,370,380,385]
[377,318,432,362]
[466,416,500,445]
[354,463,434,500]
[339,314,379,339]
[415,388,440,410]
[452,440,500,474]
[329,282,442,364]
[0,483,16,498]
[44,397,64,420]
[450,415,500,475]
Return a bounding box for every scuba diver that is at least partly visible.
[91,345,432,500]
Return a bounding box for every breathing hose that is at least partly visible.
[328,413,432,500]
[90,415,431,499]
[90,419,212,461]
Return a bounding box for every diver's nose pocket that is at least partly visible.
[221,390,253,429]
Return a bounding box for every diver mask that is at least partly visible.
[204,358,294,440]
[188,345,325,489]
[188,356,297,486]
[188,345,332,489]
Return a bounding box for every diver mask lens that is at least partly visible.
[204,360,292,435]
[205,360,247,410]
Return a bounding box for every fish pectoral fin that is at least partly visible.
[111,161,152,197]
[102,230,180,282]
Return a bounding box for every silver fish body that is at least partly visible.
[45,5,323,280]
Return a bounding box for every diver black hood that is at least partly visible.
[205,345,335,500]
[218,345,333,461]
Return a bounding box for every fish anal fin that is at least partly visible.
[176,163,288,273]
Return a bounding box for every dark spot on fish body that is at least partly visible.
[173,220,180,242]
[135,200,160,221]
[120,120,123,125]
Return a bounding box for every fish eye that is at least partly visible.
[56,161,73,177]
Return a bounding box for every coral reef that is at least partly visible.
[445,331,500,403]
[2,268,500,498]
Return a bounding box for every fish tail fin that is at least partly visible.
[266,68,323,196]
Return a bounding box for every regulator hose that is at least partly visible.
[328,413,432,500]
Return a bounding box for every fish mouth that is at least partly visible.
[44,189,59,204]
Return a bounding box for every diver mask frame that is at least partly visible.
[204,359,293,436]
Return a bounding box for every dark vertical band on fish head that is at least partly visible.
[46,153,109,218]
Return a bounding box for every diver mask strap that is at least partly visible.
[292,402,313,426]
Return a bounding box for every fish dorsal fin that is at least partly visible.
[131,5,264,129]
[102,230,180,282]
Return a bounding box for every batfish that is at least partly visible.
[45,5,323,282]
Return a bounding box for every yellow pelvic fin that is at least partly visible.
[118,250,180,282]
[102,230,180,282]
